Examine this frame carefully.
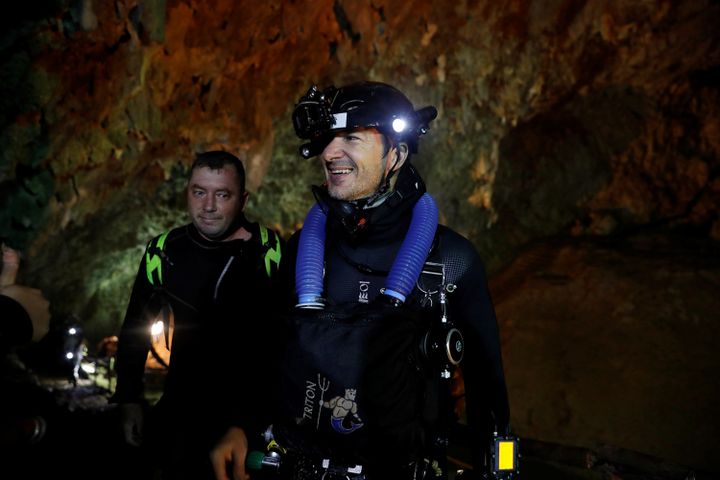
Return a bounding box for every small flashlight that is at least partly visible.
[151,320,164,337]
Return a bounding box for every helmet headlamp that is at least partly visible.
[392,118,407,133]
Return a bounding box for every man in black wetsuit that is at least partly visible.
[212,83,510,479]
[113,151,282,480]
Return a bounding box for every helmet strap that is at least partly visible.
[365,147,401,209]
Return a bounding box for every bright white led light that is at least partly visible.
[66,352,74,360]
[151,321,164,336]
[392,118,407,133]
[68,327,77,335]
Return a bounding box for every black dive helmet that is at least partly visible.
[292,81,438,159]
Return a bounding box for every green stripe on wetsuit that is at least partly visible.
[145,231,170,286]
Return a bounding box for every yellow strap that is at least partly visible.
[259,225,281,277]
[145,231,170,285]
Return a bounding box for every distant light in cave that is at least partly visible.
[81,362,96,374]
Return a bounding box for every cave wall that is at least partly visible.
[2,0,719,470]
[1,0,719,408]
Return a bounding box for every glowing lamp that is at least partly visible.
[392,118,407,133]
[151,321,164,337]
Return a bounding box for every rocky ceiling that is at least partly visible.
[1,0,719,472]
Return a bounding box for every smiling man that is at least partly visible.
[322,127,393,201]
[212,83,512,480]
[113,151,282,480]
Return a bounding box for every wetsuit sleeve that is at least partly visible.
[451,243,510,469]
[111,244,154,404]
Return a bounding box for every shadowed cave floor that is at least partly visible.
[4,229,718,479]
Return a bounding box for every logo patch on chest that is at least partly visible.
[358,281,370,304]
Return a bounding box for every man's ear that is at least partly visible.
[389,142,409,174]
[240,191,250,211]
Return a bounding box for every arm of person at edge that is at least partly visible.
[452,241,511,473]
[210,232,287,480]
[110,241,156,447]
[1,243,51,344]
[0,286,50,344]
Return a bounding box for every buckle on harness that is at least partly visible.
[418,262,465,378]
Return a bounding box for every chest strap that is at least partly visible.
[260,225,282,277]
[145,230,170,286]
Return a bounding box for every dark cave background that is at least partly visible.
[1,0,718,478]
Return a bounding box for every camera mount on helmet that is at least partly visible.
[292,82,438,159]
